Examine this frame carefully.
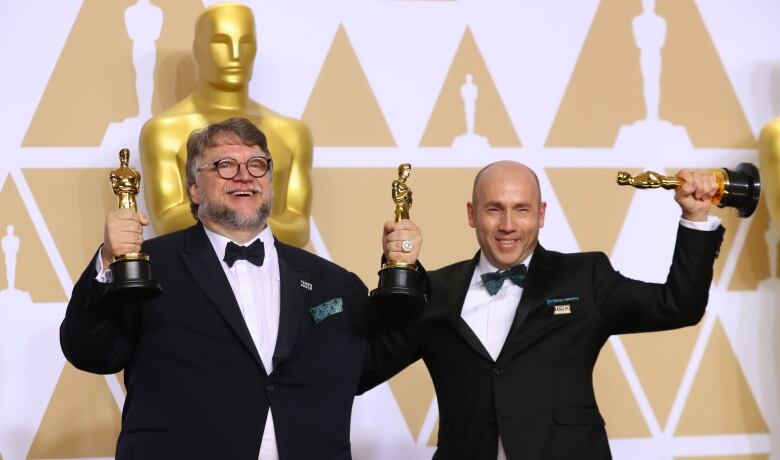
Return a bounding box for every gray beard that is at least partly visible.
[198,190,272,232]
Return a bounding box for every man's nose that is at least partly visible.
[498,211,515,231]
[234,162,254,181]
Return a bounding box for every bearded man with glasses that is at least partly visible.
[61,117,424,460]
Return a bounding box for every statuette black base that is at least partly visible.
[719,162,761,218]
[370,265,426,309]
[106,258,163,302]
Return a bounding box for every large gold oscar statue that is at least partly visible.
[760,119,780,237]
[140,3,312,246]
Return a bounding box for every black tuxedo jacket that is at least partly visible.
[365,225,724,460]
[61,223,403,460]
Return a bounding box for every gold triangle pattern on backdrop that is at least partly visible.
[387,361,435,442]
[675,320,768,435]
[545,0,754,148]
[302,24,395,146]
[22,0,137,147]
[419,27,521,147]
[728,201,779,291]
[546,168,640,256]
[149,0,205,115]
[27,363,121,459]
[545,0,644,147]
[656,0,756,148]
[24,169,116,284]
[593,341,651,437]
[620,318,703,430]
[0,175,66,302]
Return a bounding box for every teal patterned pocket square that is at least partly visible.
[309,298,343,323]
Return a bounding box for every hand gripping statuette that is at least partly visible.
[370,164,426,308]
[616,163,761,218]
[106,149,162,301]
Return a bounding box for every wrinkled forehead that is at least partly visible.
[196,5,255,40]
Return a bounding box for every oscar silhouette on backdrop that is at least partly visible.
[0,225,32,304]
[140,3,313,246]
[615,0,689,148]
[453,73,489,149]
[125,0,163,121]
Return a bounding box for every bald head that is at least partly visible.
[472,161,541,205]
[467,161,547,269]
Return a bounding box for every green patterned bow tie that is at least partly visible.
[480,264,528,296]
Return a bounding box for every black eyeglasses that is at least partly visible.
[197,156,272,180]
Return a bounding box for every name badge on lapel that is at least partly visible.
[546,297,578,316]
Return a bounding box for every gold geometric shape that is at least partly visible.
[310,168,478,288]
[545,0,644,147]
[593,340,651,438]
[22,0,137,147]
[427,417,439,447]
[24,169,116,285]
[676,456,769,460]
[675,320,769,435]
[728,200,779,291]
[27,363,120,459]
[150,0,205,115]
[546,168,640,256]
[302,25,395,146]
[0,176,67,302]
[621,317,703,430]
[656,0,756,148]
[419,27,521,147]
[387,360,435,441]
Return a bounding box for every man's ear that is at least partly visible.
[467,201,476,228]
[189,183,200,205]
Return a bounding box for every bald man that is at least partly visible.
[367,161,724,459]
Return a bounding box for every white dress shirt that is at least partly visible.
[203,225,280,460]
[460,216,720,460]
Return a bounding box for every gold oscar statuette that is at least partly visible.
[616,163,761,218]
[105,149,162,302]
[370,164,426,308]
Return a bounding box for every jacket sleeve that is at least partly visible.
[596,224,725,335]
[355,267,427,395]
[60,249,139,374]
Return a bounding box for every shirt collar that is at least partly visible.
[475,251,533,288]
[202,224,276,267]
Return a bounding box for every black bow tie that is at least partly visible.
[480,264,528,296]
[223,240,265,267]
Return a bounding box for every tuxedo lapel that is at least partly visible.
[272,242,309,370]
[180,224,265,372]
[502,244,552,347]
[447,252,493,362]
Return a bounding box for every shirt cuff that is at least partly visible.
[94,246,113,283]
[680,215,721,231]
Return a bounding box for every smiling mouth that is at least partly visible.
[227,190,258,197]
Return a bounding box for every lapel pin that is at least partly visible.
[553,304,571,315]
[300,280,313,291]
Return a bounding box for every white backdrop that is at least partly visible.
[1,1,779,459]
